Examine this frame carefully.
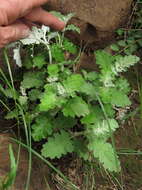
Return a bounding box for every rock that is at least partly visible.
[0,134,51,190]
[46,0,133,48]
[78,52,96,71]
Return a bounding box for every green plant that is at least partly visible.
[111,0,142,55]
[1,12,140,173]
[1,144,17,190]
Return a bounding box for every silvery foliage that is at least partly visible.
[13,45,22,67]
[47,77,58,83]
[101,55,140,88]
[57,83,66,96]
[12,12,80,67]
[112,55,140,75]
[20,25,58,45]
[13,25,59,67]
[6,42,22,67]
[19,12,76,47]
[92,119,119,137]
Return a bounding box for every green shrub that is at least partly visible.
[1,12,140,173]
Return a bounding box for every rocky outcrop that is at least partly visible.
[46,0,133,48]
